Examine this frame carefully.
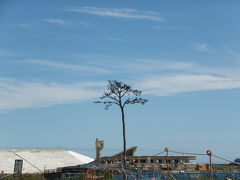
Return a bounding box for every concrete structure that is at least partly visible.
[43,146,197,177]
[95,138,104,161]
[95,146,196,170]
[0,149,94,174]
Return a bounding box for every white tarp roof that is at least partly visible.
[0,149,94,174]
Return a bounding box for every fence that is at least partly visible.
[113,173,240,180]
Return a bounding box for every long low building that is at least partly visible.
[0,149,94,174]
[94,146,196,170]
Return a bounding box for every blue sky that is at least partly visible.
[0,0,240,163]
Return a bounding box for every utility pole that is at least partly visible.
[207,150,213,177]
[165,147,170,180]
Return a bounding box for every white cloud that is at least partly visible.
[69,54,240,77]
[226,48,240,59]
[2,54,240,111]
[84,55,240,96]
[88,57,194,73]
[0,50,26,58]
[65,7,165,22]
[42,19,93,28]
[1,73,240,111]
[14,23,37,30]
[0,50,14,57]
[43,18,67,25]
[135,74,240,96]
[26,59,109,74]
[16,23,31,28]
[0,78,104,111]
[194,43,214,53]
[118,59,193,72]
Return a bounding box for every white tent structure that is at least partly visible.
[0,149,94,174]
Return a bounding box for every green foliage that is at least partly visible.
[2,174,46,180]
[69,173,85,180]
[70,171,114,179]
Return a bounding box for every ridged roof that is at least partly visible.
[0,149,94,174]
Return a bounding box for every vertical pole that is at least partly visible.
[165,147,170,180]
[210,154,212,174]
[207,150,213,177]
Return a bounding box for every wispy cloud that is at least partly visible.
[26,59,109,74]
[135,74,240,96]
[70,54,240,95]
[0,78,104,111]
[16,23,31,28]
[65,7,165,22]
[0,50,14,57]
[14,22,37,30]
[84,56,194,73]
[1,71,240,111]
[71,53,240,76]
[2,53,240,111]
[0,50,25,58]
[226,48,240,59]
[43,18,68,25]
[122,59,193,72]
[83,55,240,95]
[194,43,215,53]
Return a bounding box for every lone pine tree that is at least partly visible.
[95,80,148,166]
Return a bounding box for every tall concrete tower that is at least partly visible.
[95,138,104,161]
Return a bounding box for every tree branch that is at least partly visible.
[123,98,148,108]
[94,100,120,109]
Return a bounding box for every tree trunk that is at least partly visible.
[120,106,126,167]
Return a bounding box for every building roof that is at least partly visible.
[0,149,94,174]
[112,146,137,157]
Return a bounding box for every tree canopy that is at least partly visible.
[95,80,148,110]
[95,80,148,167]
